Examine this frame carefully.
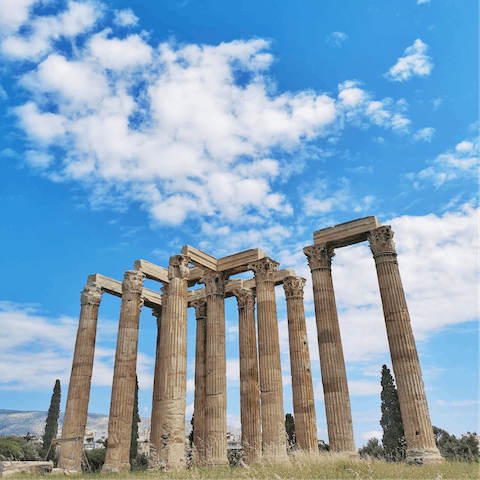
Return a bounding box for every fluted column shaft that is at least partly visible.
[249,258,288,463]
[368,226,442,464]
[191,299,207,463]
[150,303,164,462]
[157,255,190,469]
[233,288,262,465]
[200,272,229,466]
[283,276,318,453]
[303,245,356,454]
[59,281,102,471]
[103,270,145,472]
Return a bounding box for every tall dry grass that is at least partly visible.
[11,451,479,479]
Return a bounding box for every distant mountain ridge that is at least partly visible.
[0,409,240,438]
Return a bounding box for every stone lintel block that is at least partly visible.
[188,267,205,286]
[0,461,53,477]
[218,248,266,274]
[134,259,169,283]
[313,216,381,248]
[181,245,218,271]
[88,273,162,308]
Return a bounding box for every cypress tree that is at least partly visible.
[285,413,296,448]
[380,365,406,461]
[130,376,140,463]
[43,379,61,462]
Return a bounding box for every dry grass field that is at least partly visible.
[9,452,480,480]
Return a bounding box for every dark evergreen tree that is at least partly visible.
[285,413,296,448]
[380,365,406,461]
[130,376,140,463]
[43,379,61,462]
[188,414,194,448]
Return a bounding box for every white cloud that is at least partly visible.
[407,135,478,187]
[417,0,430,4]
[302,177,377,216]
[0,85,7,100]
[113,8,138,27]
[413,127,435,142]
[1,1,101,60]
[338,81,411,132]
[326,31,349,47]
[360,430,382,442]
[4,1,417,231]
[432,98,442,110]
[384,39,433,82]
[436,400,478,407]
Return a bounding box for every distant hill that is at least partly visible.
[0,410,240,439]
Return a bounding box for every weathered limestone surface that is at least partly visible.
[0,461,53,477]
[368,226,443,464]
[191,299,207,463]
[149,304,164,464]
[200,271,229,466]
[303,245,357,455]
[59,281,102,471]
[313,216,381,248]
[156,255,190,469]
[249,258,288,463]
[283,276,318,453]
[103,270,144,472]
[233,288,262,465]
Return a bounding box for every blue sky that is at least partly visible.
[0,0,478,448]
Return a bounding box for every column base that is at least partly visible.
[101,462,131,473]
[406,449,445,465]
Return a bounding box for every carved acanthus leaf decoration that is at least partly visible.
[122,270,145,294]
[81,283,102,306]
[303,244,334,271]
[232,288,255,308]
[248,258,279,283]
[283,276,306,298]
[200,271,229,296]
[168,254,191,280]
[368,226,396,256]
[190,299,207,318]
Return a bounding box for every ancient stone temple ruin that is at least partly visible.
[58,216,442,472]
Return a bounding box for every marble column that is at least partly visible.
[200,272,229,466]
[303,245,357,455]
[149,302,164,464]
[58,280,102,471]
[368,226,443,464]
[248,258,288,463]
[103,270,145,472]
[191,299,207,464]
[157,255,190,469]
[283,276,318,453]
[233,288,262,465]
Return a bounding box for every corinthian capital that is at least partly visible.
[232,288,255,309]
[368,226,396,256]
[122,270,145,294]
[80,283,102,306]
[303,244,334,271]
[168,254,190,280]
[283,276,306,298]
[248,257,279,283]
[200,271,229,296]
[151,307,162,328]
[190,299,207,318]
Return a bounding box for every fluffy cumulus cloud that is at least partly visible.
[413,127,435,142]
[2,0,418,230]
[274,203,478,366]
[337,80,411,132]
[384,39,434,82]
[407,135,479,187]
